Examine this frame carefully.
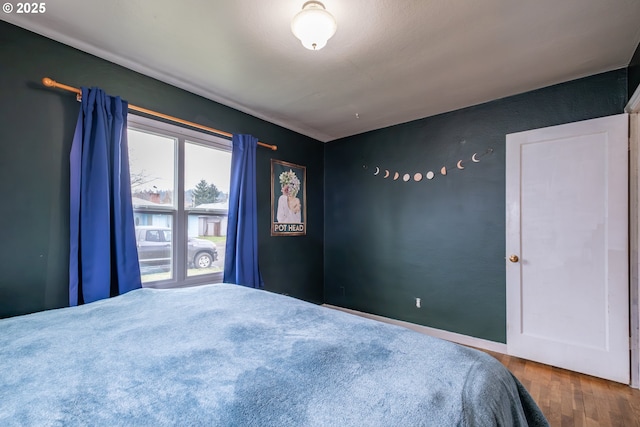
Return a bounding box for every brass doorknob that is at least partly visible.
[509,255,519,263]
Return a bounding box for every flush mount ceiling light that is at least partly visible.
[291,1,337,51]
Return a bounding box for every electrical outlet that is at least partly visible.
[415,297,421,308]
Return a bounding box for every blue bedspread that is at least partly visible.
[0,284,548,426]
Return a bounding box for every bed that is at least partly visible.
[0,283,548,426]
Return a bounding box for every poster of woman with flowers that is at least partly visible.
[271,159,306,236]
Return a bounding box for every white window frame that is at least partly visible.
[127,114,231,288]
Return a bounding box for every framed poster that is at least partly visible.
[271,159,306,236]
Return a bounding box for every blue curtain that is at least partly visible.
[69,87,142,306]
[223,134,263,288]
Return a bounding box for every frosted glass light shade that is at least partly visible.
[291,1,337,50]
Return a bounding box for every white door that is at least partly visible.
[506,114,629,384]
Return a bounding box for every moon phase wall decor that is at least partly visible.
[369,148,493,182]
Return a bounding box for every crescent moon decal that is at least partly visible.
[440,166,447,176]
[456,160,464,170]
[426,171,434,180]
[374,166,380,175]
[472,153,480,163]
[393,172,399,180]
[384,169,390,178]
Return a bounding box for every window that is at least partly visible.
[127,115,232,287]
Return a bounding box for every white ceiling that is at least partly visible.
[4,0,640,142]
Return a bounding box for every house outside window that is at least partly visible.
[127,115,231,287]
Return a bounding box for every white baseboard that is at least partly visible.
[323,304,508,354]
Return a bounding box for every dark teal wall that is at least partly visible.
[324,69,627,343]
[629,41,640,99]
[0,21,324,318]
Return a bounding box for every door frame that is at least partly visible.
[626,86,640,389]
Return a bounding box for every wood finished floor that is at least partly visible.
[480,350,640,427]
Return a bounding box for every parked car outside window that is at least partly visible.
[134,226,218,269]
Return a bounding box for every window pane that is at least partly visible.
[185,142,231,209]
[134,214,174,283]
[128,129,176,208]
[187,214,225,277]
[185,142,230,277]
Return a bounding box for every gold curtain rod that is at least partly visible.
[41,77,277,151]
